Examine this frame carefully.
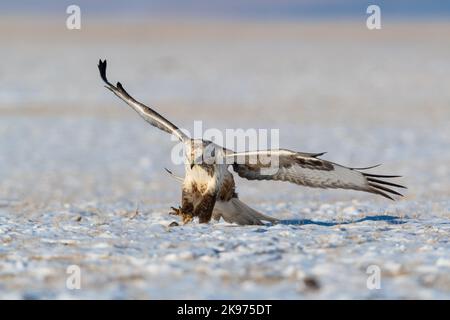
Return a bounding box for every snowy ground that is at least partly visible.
[0,19,449,299]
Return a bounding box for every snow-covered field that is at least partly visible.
[0,19,449,299]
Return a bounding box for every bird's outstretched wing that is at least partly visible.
[98,59,188,142]
[227,149,406,200]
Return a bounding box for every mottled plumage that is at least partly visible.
[98,59,406,225]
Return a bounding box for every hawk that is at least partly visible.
[98,60,406,225]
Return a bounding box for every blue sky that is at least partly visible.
[1,0,450,20]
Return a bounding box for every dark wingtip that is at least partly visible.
[370,188,395,201]
[353,164,382,170]
[357,164,407,198]
[313,152,327,158]
[116,81,131,97]
[116,81,126,93]
[98,59,109,84]
[363,173,403,179]
[366,177,407,189]
[369,183,404,197]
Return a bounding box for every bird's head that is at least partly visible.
[185,139,220,169]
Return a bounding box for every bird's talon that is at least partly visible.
[182,214,193,225]
[169,206,193,224]
[169,206,181,216]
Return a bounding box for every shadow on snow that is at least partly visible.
[277,215,406,226]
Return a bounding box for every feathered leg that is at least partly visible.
[194,192,217,223]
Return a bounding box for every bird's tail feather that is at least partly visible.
[164,168,184,182]
[213,198,278,225]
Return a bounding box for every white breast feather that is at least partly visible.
[184,164,227,194]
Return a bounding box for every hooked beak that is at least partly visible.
[190,163,195,169]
